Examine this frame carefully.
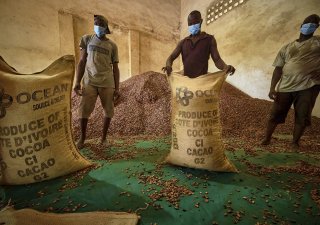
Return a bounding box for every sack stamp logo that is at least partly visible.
[176,87,194,106]
[0,87,13,119]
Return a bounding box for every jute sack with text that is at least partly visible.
[0,55,91,185]
[166,71,237,172]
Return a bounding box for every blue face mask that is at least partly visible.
[300,23,318,35]
[188,23,201,36]
[94,25,106,37]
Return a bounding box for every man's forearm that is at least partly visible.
[270,67,283,91]
[75,61,86,84]
[114,68,120,90]
[166,55,175,67]
[165,42,182,68]
[214,58,227,70]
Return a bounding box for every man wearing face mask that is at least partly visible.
[261,14,320,149]
[73,15,120,148]
[162,10,235,77]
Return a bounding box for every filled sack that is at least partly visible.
[0,55,91,185]
[166,71,237,172]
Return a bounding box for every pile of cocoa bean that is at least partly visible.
[71,71,171,139]
[71,71,320,142]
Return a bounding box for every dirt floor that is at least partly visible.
[1,72,320,225]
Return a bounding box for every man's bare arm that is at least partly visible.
[162,40,183,75]
[210,37,235,75]
[73,48,88,96]
[269,66,283,100]
[113,63,120,99]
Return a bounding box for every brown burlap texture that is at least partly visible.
[0,55,91,185]
[0,208,139,225]
[167,71,237,172]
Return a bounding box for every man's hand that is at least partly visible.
[225,65,235,75]
[73,83,82,96]
[162,66,172,76]
[268,89,277,100]
[114,89,120,101]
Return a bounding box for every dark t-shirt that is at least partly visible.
[181,32,213,78]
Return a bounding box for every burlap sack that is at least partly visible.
[0,55,91,185]
[0,208,139,225]
[166,71,237,172]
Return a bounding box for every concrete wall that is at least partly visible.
[180,0,320,117]
[0,0,62,73]
[140,32,179,75]
[0,0,180,80]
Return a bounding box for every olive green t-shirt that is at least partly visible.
[273,35,320,92]
[80,34,119,88]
